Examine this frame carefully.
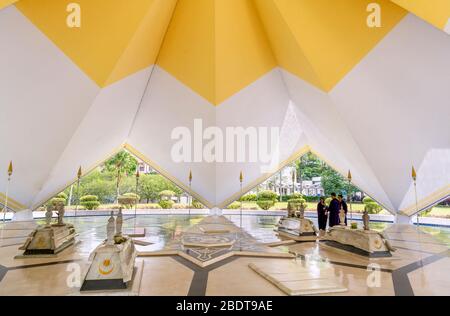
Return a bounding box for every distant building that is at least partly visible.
[137,162,155,174]
[252,165,325,197]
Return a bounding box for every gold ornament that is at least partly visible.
[98,258,114,275]
[373,238,382,249]
[7,161,13,177]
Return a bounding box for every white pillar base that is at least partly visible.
[395,214,413,225]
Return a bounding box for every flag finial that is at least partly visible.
[7,161,13,177]
[239,171,243,183]
[77,166,82,179]
[189,170,192,183]
[136,169,140,178]
[412,166,417,181]
[347,170,352,181]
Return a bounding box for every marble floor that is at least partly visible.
[0,214,448,296]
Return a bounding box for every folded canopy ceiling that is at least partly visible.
[0,0,449,216]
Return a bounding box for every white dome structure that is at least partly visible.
[0,0,449,219]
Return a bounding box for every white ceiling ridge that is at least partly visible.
[28,89,105,209]
[279,68,395,212]
[291,102,395,214]
[325,96,396,211]
[124,0,180,143]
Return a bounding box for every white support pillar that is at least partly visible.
[395,213,413,225]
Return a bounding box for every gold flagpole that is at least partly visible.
[347,170,352,222]
[2,161,13,223]
[188,170,192,218]
[74,166,82,218]
[240,171,243,228]
[412,165,423,265]
[134,169,140,231]
[412,166,419,226]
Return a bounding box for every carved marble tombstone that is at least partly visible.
[106,211,115,246]
[363,208,370,231]
[17,200,76,257]
[287,205,296,218]
[45,206,53,227]
[339,208,346,226]
[298,204,305,219]
[116,208,123,237]
[81,211,137,291]
[323,205,395,258]
[276,201,318,241]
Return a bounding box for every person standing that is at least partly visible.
[328,193,340,227]
[338,194,348,226]
[317,197,328,231]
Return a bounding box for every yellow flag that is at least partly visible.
[239,171,243,183]
[411,166,417,181]
[347,170,352,181]
[77,166,82,179]
[7,161,13,177]
[188,170,192,183]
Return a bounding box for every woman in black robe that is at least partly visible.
[328,193,340,227]
[317,197,328,231]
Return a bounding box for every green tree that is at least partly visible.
[321,166,358,196]
[296,152,358,196]
[104,151,138,201]
[77,170,116,203]
[139,174,183,203]
[362,197,382,214]
[296,152,324,181]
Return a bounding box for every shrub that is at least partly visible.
[118,192,140,209]
[257,200,275,210]
[287,197,306,211]
[191,199,204,209]
[257,190,278,201]
[140,204,163,209]
[421,207,433,216]
[281,193,304,202]
[80,195,100,210]
[239,194,257,202]
[227,202,241,209]
[256,190,278,210]
[49,197,66,208]
[363,197,382,214]
[159,190,175,201]
[159,200,174,209]
[172,203,188,209]
[303,196,320,202]
[56,192,68,201]
[290,193,303,200]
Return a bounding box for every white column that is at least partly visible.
[395,214,413,225]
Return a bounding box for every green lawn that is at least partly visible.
[238,201,449,217]
[63,201,450,218]
[423,206,450,218]
[238,201,381,213]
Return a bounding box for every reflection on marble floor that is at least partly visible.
[0,214,448,296]
[139,216,293,267]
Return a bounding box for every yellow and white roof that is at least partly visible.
[0,0,449,215]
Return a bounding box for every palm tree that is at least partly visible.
[104,151,138,203]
